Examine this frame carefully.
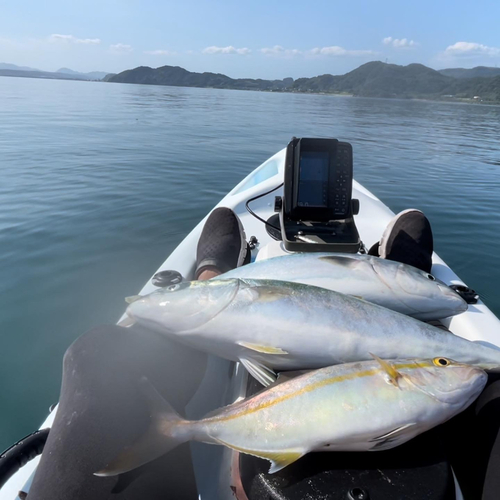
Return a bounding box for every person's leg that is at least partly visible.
[442,374,500,499]
[28,326,206,500]
[477,379,500,500]
[28,208,249,499]
[197,268,221,280]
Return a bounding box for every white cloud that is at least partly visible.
[110,43,133,53]
[49,34,101,45]
[445,41,500,57]
[0,37,16,47]
[310,46,374,56]
[261,45,302,57]
[383,37,416,48]
[202,46,251,55]
[144,49,175,55]
[261,45,374,58]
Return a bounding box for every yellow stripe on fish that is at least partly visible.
[205,360,434,424]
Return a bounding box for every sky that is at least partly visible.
[1,0,500,79]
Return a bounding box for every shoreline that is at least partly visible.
[1,73,499,106]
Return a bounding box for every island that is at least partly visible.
[107,61,500,104]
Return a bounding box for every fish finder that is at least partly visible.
[275,137,361,252]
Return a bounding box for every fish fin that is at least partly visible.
[214,438,304,474]
[370,353,401,387]
[267,450,304,473]
[237,341,288,355]
[94,377,188,477]
[276,370,310,383]
[370,423,416,450]
[117,315,136,327]
[240,282,292,303]
[256,370,312,391]
[239,357,277,387]
[125,295,143,304]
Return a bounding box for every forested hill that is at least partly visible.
[108,65,293,91]
[108,61,500,103]
[439,66,500,79]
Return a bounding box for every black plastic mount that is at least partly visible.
[449,284,479,304]
[152,270,183,287]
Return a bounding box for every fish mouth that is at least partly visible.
[405,366,486,405]
[125,279,241,333]
[390,276,468,318]
[473,362,500,372]
[437,284,468,312]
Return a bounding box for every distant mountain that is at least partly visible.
[292,62,453,98]
[107,61,500,103]
[57,67,80,74]
[451,76,500,102]
[295,62,500,101]
[0,69,89,81]
[108,65,294,91]
[0,64,110,81]
[0,62,40,72]
[3,60,499,103]
[0,66,112,82]
[439,66,500,79]
[57,68,111,80]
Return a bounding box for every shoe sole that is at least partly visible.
[379,209,424,259]
[234,210,249,267]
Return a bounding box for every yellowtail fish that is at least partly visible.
[125,278,500,386]
[95,356,486,477]
[221,253,467,320]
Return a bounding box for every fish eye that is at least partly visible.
[433,357,451,367]
[167,284,180,292]
[427,274,436,281]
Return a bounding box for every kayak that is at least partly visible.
[3,147,500,500]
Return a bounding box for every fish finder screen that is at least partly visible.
[297,152,329,207]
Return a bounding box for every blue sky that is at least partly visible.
[1,0,500,78]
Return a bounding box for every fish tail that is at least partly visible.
[95,377,190,477]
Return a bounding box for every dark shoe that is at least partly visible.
[195,207,250,279]
[371,209,434,273]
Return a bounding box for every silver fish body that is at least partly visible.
[127,278,500,385]
[96,357,487,476]
[221,253,466,320]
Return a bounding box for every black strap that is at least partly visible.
[0,428,50,489]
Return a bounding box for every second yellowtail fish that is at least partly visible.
[95,356,486,477]
[124,278,500,386]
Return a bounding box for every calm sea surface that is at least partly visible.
[1,76,500,450]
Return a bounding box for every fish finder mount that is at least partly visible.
[274,137,361,252]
